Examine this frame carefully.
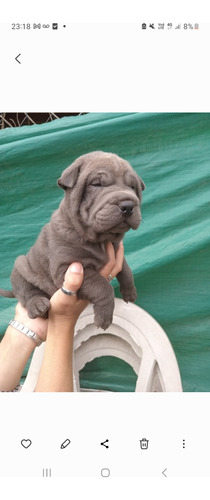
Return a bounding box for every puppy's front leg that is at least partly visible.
[78,269,115,330]
[116,257,137,303]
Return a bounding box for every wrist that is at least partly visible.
[9,319,43,347]
[7,325,36,354]
[48,312,76,333]
[14,302,47,341]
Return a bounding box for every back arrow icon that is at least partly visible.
[162,468,167,477]
[15,54,21,64]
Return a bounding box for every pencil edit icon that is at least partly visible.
[60,439,71,449]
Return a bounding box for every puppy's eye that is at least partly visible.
[131,185,136,191]
[90,181,102,187]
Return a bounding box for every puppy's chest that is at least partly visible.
[53,240,108,272]
[80,241,120,271]
[83,242,109,270]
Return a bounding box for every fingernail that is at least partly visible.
[69,262,83,273]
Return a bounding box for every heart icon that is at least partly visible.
[21,439,32,449]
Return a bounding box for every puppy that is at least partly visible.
[0,151,145,330]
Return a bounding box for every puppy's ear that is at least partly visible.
[140,178,146,191]
[57,160,82,190]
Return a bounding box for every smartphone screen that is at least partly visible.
[0,2,210,497]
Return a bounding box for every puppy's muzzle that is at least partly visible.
[118,200,134,217]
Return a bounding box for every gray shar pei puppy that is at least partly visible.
[0,151,145,330]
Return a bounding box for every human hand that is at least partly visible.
[14,241,124,340]
[49,240,124,325]
[99,240,124,280]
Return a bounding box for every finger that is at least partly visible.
[111,240,124,276]
[99,242,116,278]
[106,241,115,266]
[50,262,87,319]
[115,241,124,274]
[63,262,84,293]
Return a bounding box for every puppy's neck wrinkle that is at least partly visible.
[51,200,83,240]
[52,199,125,247]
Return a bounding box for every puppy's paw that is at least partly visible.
[94,307,113,331]
[94,314,112,331]
[27,296,50,319]
[121,286,137,303]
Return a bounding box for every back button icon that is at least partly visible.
[15,54,21,64]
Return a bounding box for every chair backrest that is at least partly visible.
[21,299,182,392]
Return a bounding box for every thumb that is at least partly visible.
[63,262,84,293]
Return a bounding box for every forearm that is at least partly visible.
[35,317,75,392]
[0,326,35,391]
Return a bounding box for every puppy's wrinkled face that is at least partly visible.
[58,151,145,242]
[80,162,143,235]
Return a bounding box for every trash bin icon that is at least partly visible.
[140,438,149,450]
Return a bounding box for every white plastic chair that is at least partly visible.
[21,298,182,392]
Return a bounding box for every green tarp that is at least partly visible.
[0,112,210,391]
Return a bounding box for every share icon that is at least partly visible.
[101,439,109,449]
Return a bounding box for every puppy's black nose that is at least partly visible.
[119,200,134,217]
